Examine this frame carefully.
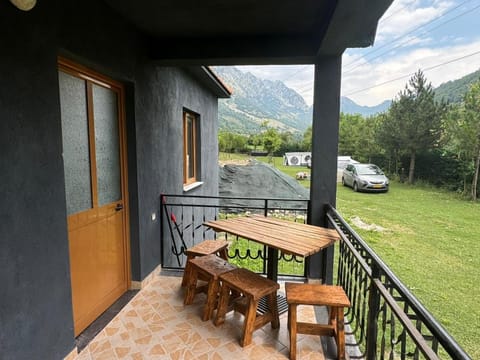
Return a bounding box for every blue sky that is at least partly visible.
[237,0,480,106]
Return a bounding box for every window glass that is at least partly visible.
[59,71,93,215]
[93,84,121,206]
[183,111,199,185]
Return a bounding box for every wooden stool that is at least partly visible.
[285,283,351,360]
[214,268,280,347]
[181,239,229,287]
[183,254,237,321]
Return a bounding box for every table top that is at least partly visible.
[203,216,340,257]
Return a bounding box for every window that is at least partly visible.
[183,110,200,186]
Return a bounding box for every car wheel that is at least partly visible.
[341,177,346,186]
[353,182,359,192]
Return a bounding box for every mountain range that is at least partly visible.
[214,66,480,134]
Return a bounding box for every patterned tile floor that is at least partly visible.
[74,272,328,360]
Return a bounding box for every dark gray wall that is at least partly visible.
[0,2,76,359]
[135,65,220,278]
[0,1,221,358]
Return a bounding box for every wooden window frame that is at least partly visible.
[183,110,200,186]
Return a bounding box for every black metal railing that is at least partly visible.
[160,193,309,277]
[159,194,471,359]
[326,205,471,360]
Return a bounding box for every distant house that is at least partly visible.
[285,153,358,170]
[284,152,312,166]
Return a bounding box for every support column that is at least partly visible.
[307,55,342,283]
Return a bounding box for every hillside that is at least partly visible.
[214,67,312,134]
[214,66,480,134]
[340,97,391,116]
[434,68,480,104]
[214,66,390,134]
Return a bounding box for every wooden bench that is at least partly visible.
[183,254,237,321]
[181,239,229,287]
[214,268,280,347]
[285,283,351,360]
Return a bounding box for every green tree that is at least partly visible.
[356,115,383,163]
[445,80,480,200]
[218,131,248,153]
[260,121,282,159]
[247,133,262,151]
[383,70,445,184]
[338,113,383,164]
[338,113,364,157]
[377,111,403,176]
[301,126,312,151]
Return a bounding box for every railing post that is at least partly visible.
[366,263,381,360]
[263,199,268,275]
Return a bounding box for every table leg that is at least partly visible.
[267,247,278,282]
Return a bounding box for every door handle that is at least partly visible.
[115,204,123,211]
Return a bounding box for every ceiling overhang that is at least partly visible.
[103,0,393,65]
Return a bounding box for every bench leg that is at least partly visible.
[181,255,194,287]
[335,307,346,360]
[214,283,230,326]
[183,265,198,305]
[202,279,219,321]
[288,304,297,360]
[267,292,280,329]
[240,297,258,347]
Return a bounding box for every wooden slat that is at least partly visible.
[204,216,340,258]
[205,220,311,256]
[207,219,326,255]
[205,219,331,256]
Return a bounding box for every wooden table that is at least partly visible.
[203,216,340,283]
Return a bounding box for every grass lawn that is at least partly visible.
[219,152,479,357]
[336,182,480,359]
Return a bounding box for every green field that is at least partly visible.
[336,182,479,358]
[220,153,479,358]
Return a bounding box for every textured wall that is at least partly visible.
[0,0,220,358]
[0,2,77,359]
[134,65,219,278]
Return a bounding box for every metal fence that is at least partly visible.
[326,205,470,360]
[160,193,309,277]
[159,194,471,359]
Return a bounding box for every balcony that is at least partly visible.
[157,194,470,360]
[70,193,471,359]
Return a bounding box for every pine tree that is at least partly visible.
[384,70,445,184]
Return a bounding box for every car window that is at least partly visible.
[355,164,384,175]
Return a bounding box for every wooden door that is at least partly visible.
[58,59,129,336]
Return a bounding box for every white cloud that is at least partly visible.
[342,39,480,105]
[376,0,454,42]
[232,2,479,108]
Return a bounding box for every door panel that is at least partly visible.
[59,59,129,336]
[68,206,126,334]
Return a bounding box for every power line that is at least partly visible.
[378,3,409,23]
[279,65,312,83]
[343,50,480,97]
[343,3,480,75]
[342,0,476,70]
